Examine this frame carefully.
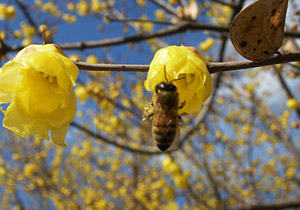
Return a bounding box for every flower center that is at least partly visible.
[42,72,56,84]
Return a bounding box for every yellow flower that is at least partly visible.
[144,46,212,114]
[62,14,77,23]
[0,44,79,146]
[23,163,37,177]
[155,9,165,21]
[85,54,99,63]
[0,4,7,20]
[199,38,214,52]
[6,5,16,19]
[286,98,298,110]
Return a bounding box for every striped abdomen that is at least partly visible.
[152,113,178,151]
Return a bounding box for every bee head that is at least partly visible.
[155,82,177,94]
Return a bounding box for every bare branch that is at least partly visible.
[148,0,178,16]
[15,0,38,29]
[2,20,299,53]
[238,200,300,210]
[274,68,300,119]
[207,53,300,74]
[105,15,173,25]
[70,122,163,155]
[75,53,300,74]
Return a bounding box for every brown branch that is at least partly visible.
[238,200,300,210]
[15,0,38,29]
[70,122,163,155]
[148,0,178,17]
[74,53,300,74]
[274,68,300,119]
[3,20,299,53]
[207,53,300,73]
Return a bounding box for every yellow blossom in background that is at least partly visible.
[69,54,81,62]
[139,15,153,32]
[91,0,102,13]
[23,163,37,177]
[155,9,165,21]
[13,30,22,39]
[173,173,188,189]
[76,1,89,16]
[144,45,213,114]
[286,98,298,110]
[35,0,42,7]
[168,0,177,5]
[6,5,16,19]
[243,124,251,134]
[162,156,173,171]
[136,0,146,7]
[199,38,214,52]
[245,83,255,92]
[20,22,36,39]
[39,24,48,33]
[0,44,79,146]
[86,54,99,63]
[286,167,296,179]
[42,1,59,16]
[62,14,77,23]
[0,4,6,20]
[67,3,75,11]
[0,166,6,177]
[21,38,32,46]
[163,185,176,201]
[0,4,16,20]
[0,31,6,40]
[75,85,89,103]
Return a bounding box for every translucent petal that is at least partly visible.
[48,88,76,127]
[3,100,49,139]
[51,125,68,147]
[0,61,23,104]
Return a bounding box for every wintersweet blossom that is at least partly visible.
[0,44,79,146]
[144,45,212,114]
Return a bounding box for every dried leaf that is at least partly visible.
[184,0,198,20]
[230,0,289,61]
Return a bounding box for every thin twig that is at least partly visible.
[70,122,163,155]
[3,21,300,53]
[237,200,300,210]
[74,53,300,74]
[15,0,38,29]
[148,0,178,17]
[274,67,300,119]
[105,15,173,25]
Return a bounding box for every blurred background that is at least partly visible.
[0,0,300,209]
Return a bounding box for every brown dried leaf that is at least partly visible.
[184,0,198,20]
[230,0,289,61]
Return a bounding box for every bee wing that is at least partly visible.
[166,125,181,152]
[140,114,155,149]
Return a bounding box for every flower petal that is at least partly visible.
[3,100,49,139]
[17,68,61,117]
[0,61,24,104]
[48,88,76,127]
[51,125,68,147]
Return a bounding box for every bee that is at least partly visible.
[143,68,185,151]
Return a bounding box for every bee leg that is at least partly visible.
[142,112,154,121]
[150,100,154,107]
[178,101,186,109]
[178,115,182,121]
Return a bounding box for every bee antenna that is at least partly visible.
[170,77,185,82]
[164,66,186,83]
[164,66,169,82]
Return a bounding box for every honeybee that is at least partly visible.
[143,68,185,151]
